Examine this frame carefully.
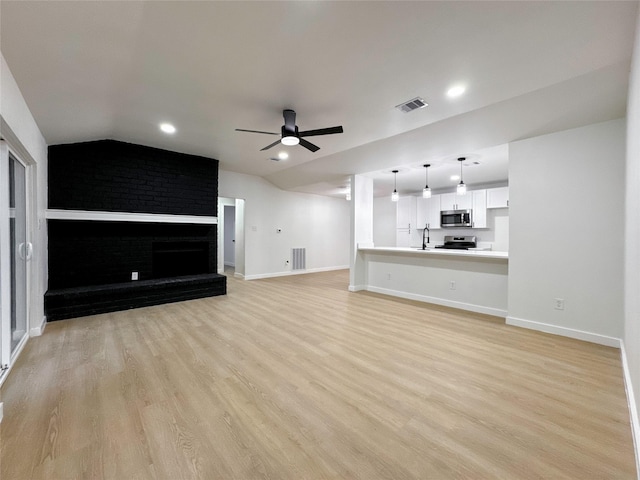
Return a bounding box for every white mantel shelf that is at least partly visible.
[358,246,508,260]
[46,209,218,224]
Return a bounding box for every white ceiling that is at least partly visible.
[1,1,637,197]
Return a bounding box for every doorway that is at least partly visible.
[218,197,245,279]
[1,142,31,374]
[224,205,236,270]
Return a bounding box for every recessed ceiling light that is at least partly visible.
[160,123,176,134]
[446,85,466,98]
[278,151,289,160]
[450,175,460,181]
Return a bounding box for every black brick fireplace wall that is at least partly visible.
[48,139,217,215]
[45,140,225,320]
[48,221,216,289]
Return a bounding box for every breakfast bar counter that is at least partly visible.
[358,246,508,260]
[351,246,508,317]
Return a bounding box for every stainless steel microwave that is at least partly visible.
[441,209,473,228]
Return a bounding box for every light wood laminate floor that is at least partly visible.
[0,270,636,479]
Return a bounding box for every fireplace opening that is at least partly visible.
[153,241,209,278]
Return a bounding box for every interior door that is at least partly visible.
[1,142,30,370]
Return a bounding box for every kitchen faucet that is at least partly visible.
[422,223,430,250]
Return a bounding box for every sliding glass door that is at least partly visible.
[1,142,30,371]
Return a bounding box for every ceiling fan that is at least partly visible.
[235,109,343,152]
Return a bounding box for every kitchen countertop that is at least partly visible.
[358,246,508,260]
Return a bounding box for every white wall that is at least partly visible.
[234,198,245,277]
[508,118,625,345]
[218,170,350,279]
[1,55,48,163]
[624,7,640,474]
[1,53,48,335]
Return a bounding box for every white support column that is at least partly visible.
[349,174,373,291]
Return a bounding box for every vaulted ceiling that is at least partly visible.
[1,1,637,197]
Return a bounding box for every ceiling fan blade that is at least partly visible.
[235,128,279,135]
[299,138,320,152]
[298,126,344,137]
[283,109,296,131]
[260,139,283,151]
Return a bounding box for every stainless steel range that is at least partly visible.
[435,235,477,250]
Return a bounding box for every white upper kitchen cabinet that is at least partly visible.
[486,186,509,208]
[472,190,487,228]
[416,195,441,230]
[440,190,487,228]
[440,192,472,211]
[396,196,417,230]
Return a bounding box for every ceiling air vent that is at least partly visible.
[395,97,428,113]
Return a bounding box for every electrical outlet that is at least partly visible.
[131,271,139,281]
[554,298,565,310]
[450,280,456,290]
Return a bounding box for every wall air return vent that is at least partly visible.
[291,248,306,270]
[395,97,428,113]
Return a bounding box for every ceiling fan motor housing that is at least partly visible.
[282,125,299,137]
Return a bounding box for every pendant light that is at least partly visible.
[391,170,399,202]
[456,157,467,195]
[422,164,431,198]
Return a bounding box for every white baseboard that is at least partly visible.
[234,272,245,279]
[365,285,507,318]
[0,402,3,424]
[224,262,235,267]
[506,316,621,348]
[30,315,46,337]
[620,341,640,479]
[348,284,366,292]
[244,265,349,281]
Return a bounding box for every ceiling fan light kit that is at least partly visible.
[281,135,299,146]
[236,109,343,153]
